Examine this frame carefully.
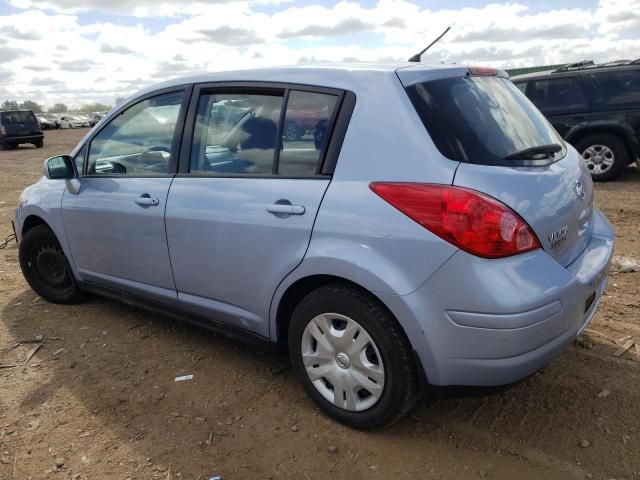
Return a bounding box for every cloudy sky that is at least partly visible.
[0,0,638,108]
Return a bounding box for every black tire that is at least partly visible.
[288,282,418,429]
[34,139,43,148]
[575,133,628,182]
[19,224,86,304]
[282,121,300,142]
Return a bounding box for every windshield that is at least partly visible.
[404,75,565,165]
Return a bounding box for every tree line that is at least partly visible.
[1,99,118,114]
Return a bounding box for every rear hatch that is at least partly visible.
[398,66,594,266]
[0,110,42,137]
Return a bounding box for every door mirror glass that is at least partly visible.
[44,155,75,179]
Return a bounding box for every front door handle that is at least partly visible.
[266,203,305,216]
[135,194,159,206]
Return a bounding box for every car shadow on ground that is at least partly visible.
[2,284,640,478]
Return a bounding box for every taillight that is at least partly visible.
[370,183,541,259]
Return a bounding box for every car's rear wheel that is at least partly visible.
[19,225,86,304]
[34,139,43,148]
[288,283,418,429]
[576,133,628,182]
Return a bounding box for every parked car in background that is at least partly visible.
[35,114,56,130]
[512,59,640,181]
[0,110,43,149]
[42,114,70,129]
[88,113,103,125]
[60,115,89,128]
[14,64,613,429]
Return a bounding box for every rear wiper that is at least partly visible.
[504,143,563,160]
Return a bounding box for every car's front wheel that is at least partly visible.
[34,139,43,148]
[19,224,86,304]
[288,283,418,429]
[576,133,628,181]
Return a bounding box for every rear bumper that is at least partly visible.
[383,208,614,386]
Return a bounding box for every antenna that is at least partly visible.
[408,26,451,62]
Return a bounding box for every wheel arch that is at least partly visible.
[274,274,371,349]
[566,123,636,161]
[22,214,49,237]
[272,273,431,394]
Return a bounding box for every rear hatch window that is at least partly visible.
[403,72,565,166]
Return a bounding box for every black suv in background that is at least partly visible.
[512,60,640,181]
[0,110,44,150]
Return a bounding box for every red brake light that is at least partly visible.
[370,183,541,259]
[469,66,498,76]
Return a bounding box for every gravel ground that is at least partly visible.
[1,129,639,480]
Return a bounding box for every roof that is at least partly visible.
[129,62,470,101]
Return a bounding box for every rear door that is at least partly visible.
[165,84,345,337]
[400,69,594,267]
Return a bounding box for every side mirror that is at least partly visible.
[43,155,76,180]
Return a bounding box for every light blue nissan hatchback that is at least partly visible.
[14,63,614,429]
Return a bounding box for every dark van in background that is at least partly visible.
[512,60,640,181]
[0,110,44,150]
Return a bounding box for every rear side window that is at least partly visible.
[191,93,283,175]
[589,69,640,107]
[405,75,564,165]
[529,77,588,110]
[190,89,339,176]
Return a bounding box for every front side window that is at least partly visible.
[513,81,528,94]
[278,91,338,176]
[73,145,86,174]
[191,93,283,175]
[530,77,587,110]
[86,91,184,176]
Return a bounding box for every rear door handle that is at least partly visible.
[266,204,305,215]
[135,194,159,206]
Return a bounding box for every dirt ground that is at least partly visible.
[0,129,639,480]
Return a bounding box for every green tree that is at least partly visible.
[1,100,19,110]
[78,102,111,113]
[48,103,68,113]
[115,97,126,106]
[20,100,43,113]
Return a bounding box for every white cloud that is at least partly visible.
[1,0,640,108]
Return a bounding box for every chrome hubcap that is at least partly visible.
[582,144,614,175]
[301,313,385,412]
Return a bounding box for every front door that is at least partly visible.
[62,89,188,305]
[165,87,342,336]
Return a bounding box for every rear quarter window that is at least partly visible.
[588,69,640,108]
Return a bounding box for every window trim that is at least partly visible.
[177,81,355,179]
[78,85,193,178]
